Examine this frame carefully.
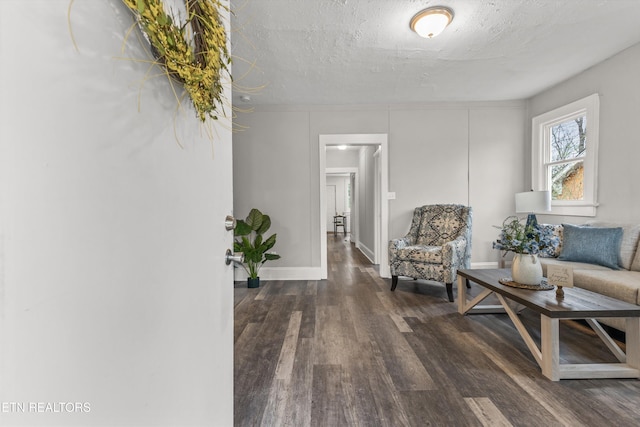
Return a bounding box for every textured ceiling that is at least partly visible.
[229,0,640,106]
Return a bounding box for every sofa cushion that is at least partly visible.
[393,245,442,264]
[558,224,623,269]
[539,258,639,332]
[539,257,611,275]
[572,269,640,306]
[587,221,640,270]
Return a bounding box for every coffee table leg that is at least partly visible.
[457,275,467,314]
[541,315,560,381]
[627,318,640,374]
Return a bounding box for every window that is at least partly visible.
[532,94,599,216]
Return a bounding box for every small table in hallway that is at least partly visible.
[457,268,640,381]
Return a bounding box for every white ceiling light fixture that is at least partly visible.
[410,6,454,39]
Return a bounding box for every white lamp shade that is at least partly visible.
[515,191,551,213]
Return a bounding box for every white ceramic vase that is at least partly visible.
[511,253,543,285]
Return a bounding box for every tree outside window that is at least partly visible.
[548,115,586,200]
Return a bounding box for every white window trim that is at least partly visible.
[532,93,600,217]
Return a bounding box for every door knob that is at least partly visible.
[225,249,244,265]
[225,215,236,231]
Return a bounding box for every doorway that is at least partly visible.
[326,170,356,240]
[319,134,390,280]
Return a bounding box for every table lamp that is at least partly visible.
[515,190,551,228]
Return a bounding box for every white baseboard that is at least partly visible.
[358,243,375,264]
[233,261,500,282]
[234,266,323,281]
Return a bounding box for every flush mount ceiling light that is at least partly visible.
[410,6,454,38]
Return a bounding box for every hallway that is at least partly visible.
[234,234,640,426]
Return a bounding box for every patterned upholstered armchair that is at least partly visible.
[389,204,472,302]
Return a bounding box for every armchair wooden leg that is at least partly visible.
[446,282,454,302]
[391,275,398,291]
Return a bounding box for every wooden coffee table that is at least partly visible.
[457,268,640,381]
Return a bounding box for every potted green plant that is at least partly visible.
[233,208,281,288]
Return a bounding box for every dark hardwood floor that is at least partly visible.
[234,234,640,426]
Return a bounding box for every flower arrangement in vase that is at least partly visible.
[493,216,560,285]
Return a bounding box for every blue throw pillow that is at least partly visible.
[558,224,623,269]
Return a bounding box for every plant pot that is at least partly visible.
[247,277,260,289]
[511,254,543,285]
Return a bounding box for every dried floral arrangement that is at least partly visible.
[493,216,560,255]
[120,0,231,122]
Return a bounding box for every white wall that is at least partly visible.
[527,42,640,224]
[326,149,359,168]
[388,108,470,237]
[469,108,527,266]
[233,111,311,268]
[233,102,526,275]
[0,1,233,425]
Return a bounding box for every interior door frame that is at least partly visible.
[373,146,382,265]
[319,133,390,279]
[326,168,359,242]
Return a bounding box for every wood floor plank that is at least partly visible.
[274,311,303,380]
[388,312,414,333]
[464,397,513,427]
[343,296,374,343]
[260,379,290,427]
[304,280,318,296]
[234,323,262,368]
[253,281,272,301]
[311,364,348,426]
[282,280,304,296]
[376,290,424,320]
[339,369,369,427]
[398,390,483,427]
[313,305,352,365]
[367,314,435,391]
[285,337,313,427]
[359,341,413,427]
[290,291,316,340]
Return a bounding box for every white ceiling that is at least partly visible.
[229,0,640,106]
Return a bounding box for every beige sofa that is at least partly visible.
[538,221,640,332]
